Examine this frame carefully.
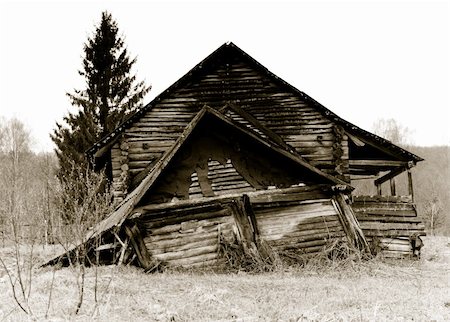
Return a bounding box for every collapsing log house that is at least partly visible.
[46,42,425,269]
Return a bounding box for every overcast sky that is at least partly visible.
[1,0,449,151]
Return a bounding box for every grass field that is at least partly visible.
[1,236,449,321]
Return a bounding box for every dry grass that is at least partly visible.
[1,236,449,321]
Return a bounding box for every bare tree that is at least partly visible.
[372,118,413,147]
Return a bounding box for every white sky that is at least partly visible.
[0,0,449,152]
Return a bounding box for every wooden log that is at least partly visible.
[148,237,219,256]
[143,215,232,235]
[257,219,342,235]
[153,245,218,262]
[354,209,417,217]
[352,195,413,203]
[333,194,371,253]
[252,198,332,210]
[270,244,326,254]
[355,215,422,223]
[359,222,425,231]
[141,211,231,230]
[267,231,345,246]
[255,206,337,221]
[145,229,230,252]
[123,224,154,269]
[140,202,225,218]
[390,178,396,196]
[228,197,256,248]
[145,223,233,243]
[256,211,340,227]
[362,230,426,237]
[374,166,407,186]
[166,252,218,267]
[349,160,408,168]
[260,225,344,241]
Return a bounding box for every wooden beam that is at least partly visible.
[374,166,407,186]
[332,193,371,254]
[349,160,408,168]
[124,224,154,270]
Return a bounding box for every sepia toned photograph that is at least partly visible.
[0,0,449,320]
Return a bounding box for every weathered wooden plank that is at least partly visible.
[363,230,426,237]
[354,209,417,217]
[145,224,233,244]
[152,245,218,262]
[260,224,344,241]
[142,212,232,231]
[148,237,220,255]
[353,195,414,204]
[356,215,422,223]
[267,231,345,247]
[123,224,154,269]
[359,222,425,231]
[165,252,218,267]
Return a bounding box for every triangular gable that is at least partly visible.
[87,42,422,165]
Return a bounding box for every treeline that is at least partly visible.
[410,146,450,234]
[0,118,59,245]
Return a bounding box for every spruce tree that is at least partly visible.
[52,11,150,183]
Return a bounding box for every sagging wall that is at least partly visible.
[352,196,425,258]
[132,186,348,268]
[252,189,346,255]
[136,202,236,268]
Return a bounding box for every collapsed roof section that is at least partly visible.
[45,106,352,266]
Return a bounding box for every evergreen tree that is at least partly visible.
[52,11,150,182]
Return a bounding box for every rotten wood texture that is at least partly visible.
[253,190,347,254]
[374,166,407,186]
[349,160,408,168]
[332,193,371,254]
[353,197,425,257]
[407,169,414,202]
[353,195,413,203]
[138,200,236,268]
[390,178,396,196]
[123,224,154,270]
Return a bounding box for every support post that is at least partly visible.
[407,169,414,202]
[376,183,382,196]
[390,178,396,196]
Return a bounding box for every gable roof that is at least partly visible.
[86,42,422,163]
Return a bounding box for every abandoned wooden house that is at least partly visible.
[46,42,425,269]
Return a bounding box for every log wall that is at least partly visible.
[133,186,349,268]
[251,188,346,255]
[109,55,350,200]
[137,203,235,268]
[352,196,425,258]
